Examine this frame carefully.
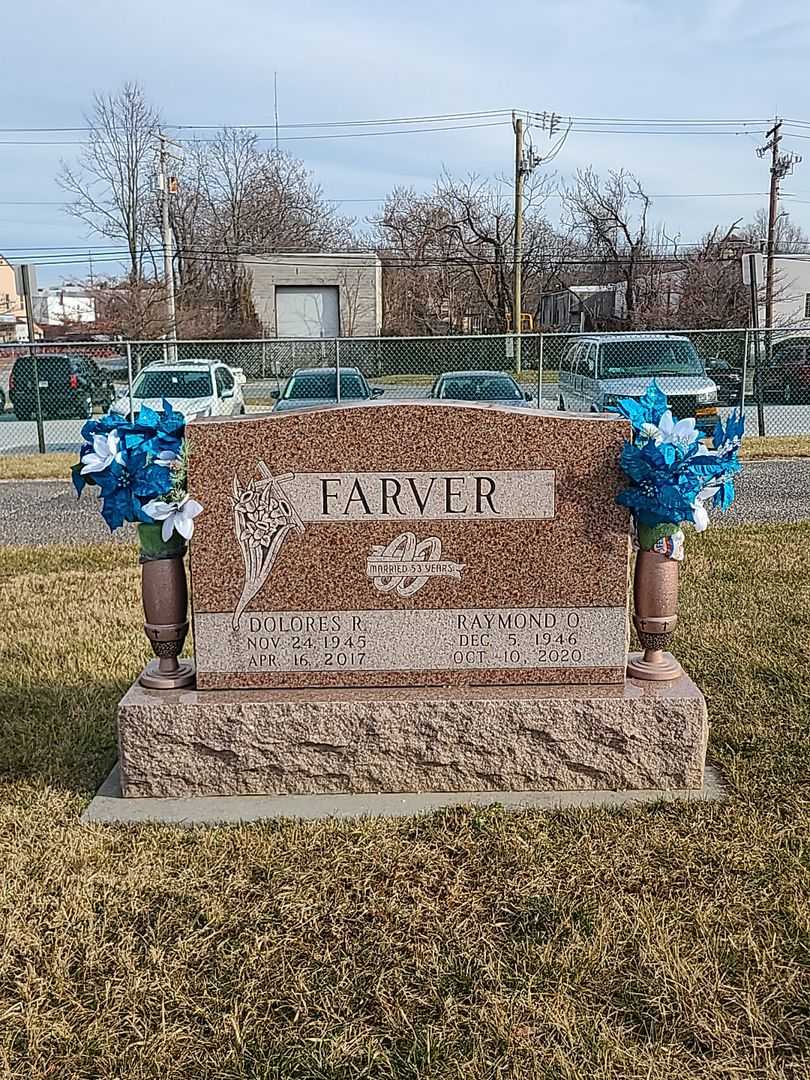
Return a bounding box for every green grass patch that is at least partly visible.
[0,528,808,1078]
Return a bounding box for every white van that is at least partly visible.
[557,333,720,433]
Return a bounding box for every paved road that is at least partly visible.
[2,388,809,455]
[1,460,807,548]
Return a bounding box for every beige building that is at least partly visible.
[0,256,24,318]
[243,252,383,338]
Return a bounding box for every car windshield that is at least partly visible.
[600,341,705,378]
[438,376,522,401]
[133,370,213,398]
[283,372,368,400]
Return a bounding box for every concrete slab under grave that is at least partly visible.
[81,762,726,827]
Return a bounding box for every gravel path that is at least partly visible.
[0,480,131,548]
[0,460,807,548]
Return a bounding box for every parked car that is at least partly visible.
[760,336,810,404]
[111,359,246,420]
[272,367,384,413]
[557,334,719,433]
[705,357,744,405]
[430,370,533,405]
[9,353,116,421]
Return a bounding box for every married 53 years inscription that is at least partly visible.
[187,402,631,689]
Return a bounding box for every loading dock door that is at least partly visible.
[275,285,340,337]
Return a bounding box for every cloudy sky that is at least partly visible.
[4,0,810,284]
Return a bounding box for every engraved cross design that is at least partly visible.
[231,462,304,630]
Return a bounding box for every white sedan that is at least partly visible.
[111,359,246,421]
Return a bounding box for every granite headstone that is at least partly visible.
[186,402,632,691]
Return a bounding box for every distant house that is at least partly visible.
[242,252,383,338]
[0,314,44,343]
[766,256,810,329]
[32,286,96,327]
[540,283,626,331]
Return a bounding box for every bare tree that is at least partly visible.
[337,269,364,336]
[740,208,810,254]
[175,131,355,321]
[561,168,650,319]
[637,224,748,329]
[91,278,168,339]
[58,83,160,282]
[376,172,562,334]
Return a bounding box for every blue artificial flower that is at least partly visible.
[609,379,669,432]
[613,385,743,541]
[121,400,184,460]
[132,462,175,502]
[80,411,135,445]
[72,401,189,533]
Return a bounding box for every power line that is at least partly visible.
[0,119,509,149]
[8,244,792,271]
[0,109,513,135]
[2,108,805,137]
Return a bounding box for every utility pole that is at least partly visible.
[158,133,178,359]
[757,118,802,330]
[756,119,801,421]
[513,115,525,375]
[513,111,560,375]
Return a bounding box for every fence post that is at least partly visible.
[335,338,341,403]
[20,264,45,454]
[536,333,543,409]
[126,342,135,421]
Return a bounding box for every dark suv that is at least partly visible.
[9,353,115,420]
[761,337,810,404]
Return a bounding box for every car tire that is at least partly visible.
[77,395,93,420]
[14,409,31,422]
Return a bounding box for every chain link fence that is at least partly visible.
[1,328,807,456]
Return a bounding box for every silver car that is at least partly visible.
[557,333,719,433]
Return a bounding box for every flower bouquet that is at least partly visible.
[611,381,743,680]
[72,401,202,688]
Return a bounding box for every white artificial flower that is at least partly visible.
[142,494,203,542]
[81,431,123,475]
[155,450,180,468]
[655,410,700,450]
[692,501,710,533]
[640,422,660,441]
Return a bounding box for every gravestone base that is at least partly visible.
[117,674,708,799]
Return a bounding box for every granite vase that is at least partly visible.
[137,523,195,689]
[626,547,682,682]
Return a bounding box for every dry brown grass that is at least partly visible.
[739,436,810,459]
[0,528,808,1079]
[0,435,806,484]
[0,452,74,481]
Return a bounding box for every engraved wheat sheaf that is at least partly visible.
[231,462,304,630]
